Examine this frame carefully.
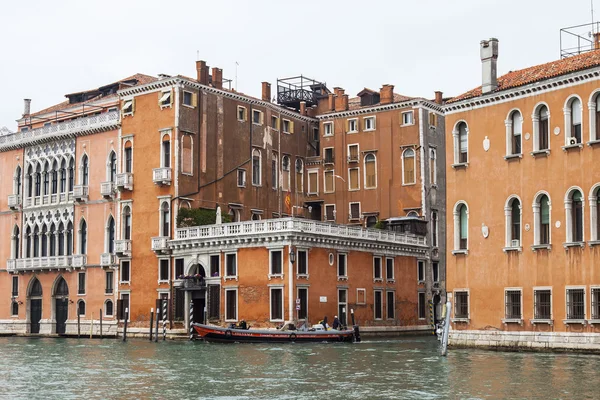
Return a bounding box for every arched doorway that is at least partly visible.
[54,276,69,334]
[187,263,207,324]
[28,278,43,334]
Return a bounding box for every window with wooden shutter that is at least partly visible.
[349,168,359,190]
[364,153,376,188]
[324,171,334,192]
[350,202,360,219]
[182,135,193,175]
[308,171,318,194]
[325,205,335,221]
[403,149,415,184]
[348,144,359,162]
[295,159,303,193]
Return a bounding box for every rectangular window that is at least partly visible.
[592,288,600,319]
[159,90,172,107]
[386,258,394,281]
[225,289,237,321]
[251,150,261,186]
[226,253,237,277]
[175,258,184,279]
[12,276,18,297]
[324,148,334,164]
[297,249,308,275]
[208,285,220,320]
[308,171,318,194]
[566,288,585,320]
[505,289,522,319]
[338,253,347,277]
[338,289,348,326]
[162,139,171,168]
[183,91,194,107]
[298,287,308,320]
[534,289,552,320]
[356,288,366,304]
[270,288,284,321]
[121,261,131,283]
[364,116,375,131]
[417,260,425,282]
[324,170,334,193]
[418,292,426,319]
[122,99,134,116]
[124,147,133,173]
[119,294,130,320]
[105,271,114,294]
[430,148,437,185]
[237,106,247,121]
[387,291,395,319]
[210,255,220,277]
[429,113,437,127]
[348,168,359,190]
[432,262,439,283]
[270,250,283,275]
[271,116,279,130]
[402,111,414,125]
[159,259,169,282]
[348,144,359,162]
[182,135,193,175]
[271,153,278,189]
[237,169,246,187]
[324,122,333,136]
[347,118,358,133]
[325,204,335,221]
[282,119,292,133]
[373,256,382,280]
[350,202,360,220]
[454,291,469,318]
[252,110,263,125]
[374,290,383,319]
[78,272,86,295]
[432,211,438,247]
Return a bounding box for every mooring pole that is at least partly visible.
[351,308,361,342]
[123,307,129,342]
[154,306,159,343]
[90,312,93,339]
[99,309,103,339]
[149,308,154,342]
[162,300,167,341]
[440,293,452,357]
[77,311,81,338]
[189,300,194,341]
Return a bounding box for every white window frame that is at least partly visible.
[402,148,416,185]
[323,147,334,164]
[122,138,134,174]
[282,119,291,134]
[347,118,358,133]
[505,109,523,157]
[565,186,585,244]
[77,299,86,317]
[104,299,114,317]
[373,256,383,281]
[347,143,359,162]
[158,258,170,283]
[504,195,522,249]
[324,170,335,193]
[224,252,238,280]
[401,111,414,126]
[325,204,336,222]
[307,169,319,195]
[532,102,551,153]
[296,248,308,277]
[590,184,600,242]
[565,286,586,322]
[385,257,395,282]
[269,248,284,278]
[453,289,470,321]
[363,152,377,189]
[160,130,172,169]
[429,147,437,185]
[297,286,309,320]
[252,148,261,187]
[348,167,360,191]
[503,287,523,323]
[591,286,600,320]
[159,90,173,109]
[122,98,134,117]
[269,286,285,322]
[349,201,361,221]
[356,288,366,305]
[224,287,238,322]
[533,191,552,247]
[237,169,246,188]
[77,271,86,296]
[158,199,171,238]
[417,260,425,283]
[337,252,348,280]
[120,259,131,284]
[237,106,247,122]
[452,120,469,165]
[363,116,376,131]
[532,286,553,322]
[588,91,600,142]
[453,201,469,254]
[564,95,584,145]
[374,289,383,320]
[323,122,333,137]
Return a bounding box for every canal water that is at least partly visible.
[1,336,599,399]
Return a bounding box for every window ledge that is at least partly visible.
[337,276,348,281]
[588,240,600,247]
[586,139,600,146]
[417,280,425,285]
[451,162,468,169]
[502,318,524,326]
[504,154,523,161]
[401,123,415,127]
[563,241,585,249]
[531,244,551,251]
[588,319,600,324]
[223,275,238,282]
[268,274,284,280]
[452,249,468,256]
[346,131,358,134]
[530,149,550,157]
[363,128,376,132]
[373,278,383,283]
[182,104,195,109]
[530,319,553,325]
[296,274,309,280]
[562,143,583,151]
[503,246,522,253]
[452,318,469,323]
[563,319,587,325]
[386,279,396,284]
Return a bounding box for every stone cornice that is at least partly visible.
[317,100,444,120]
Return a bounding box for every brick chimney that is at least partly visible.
[196,60,209,85]
[212,67,223,89]
[334,88,348,112]
[380,84,394,105]
[23,99,31,117]
[435,91,443,105]
[300,101,306,115]
[480,38,499,94]
[594,33,600,50]
[262,82,271,102]
[328,93,335,111]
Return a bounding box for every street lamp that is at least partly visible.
[289,246,296,264]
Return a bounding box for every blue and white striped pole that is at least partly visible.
[189,300,194,340]
[162,299,167,341]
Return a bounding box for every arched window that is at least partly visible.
[57,222,65,256]
[295,158,303,192]
[51,161,58,195]
[123,206,131,240]
[566,189,584,243]
[252,149,261,186]
[15,166,21,196]
[455,122,468,163]
[108,151,117,182]
[161,202,170,237]
[55,276,69,296]
[534,105,550,151]
[29,278,42,297]
[107,216,115,254]
[49,223,56,256]
[25,226,31,258]
[454,203,468,251]
[533,194,551,246]
[60,160,66,193]
[228,208,240,222]
[66,222,73,256]
[402,149,415,185]
[364,153,376,188]
[33,226,39,257]
[105,300,114,316]
[42,162,49,195]
[68,158,74,191]
[124,141,133,173]
[12,225,20,259]
[34,165,41,197]
[41,225,48,257]
[592,93,600,142]
[505,197,521,247]
[566,97,583,144]
[282,156,290,191]
[506,110,522,156]
[81,155,89,185]
[162,136,171,168]
[80,219,87,254]
[77,300,85,316]
[26,165,33,197]
[366,216,377,228]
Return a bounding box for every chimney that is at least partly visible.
[334,88,348,111]
[435,91,443,105]
[196,60,209,85]
[262,82,271,102]
[380,84,394,105]
[212,67,223,89]
[594,33,600,50]
[328,93,335,111]
[23,99,31,117]
[480,38,499,94]
[300,101,306,115]
[333,87,343,96]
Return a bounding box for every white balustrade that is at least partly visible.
[72,254,87,267]
[115,239,131,255]
[151,236,169,251]
[100,182,115,198]
[100,253,115,266]
[7,194,21,209]
[73,185,89,201]
[152,168,172,185]
[116,173,133,190]
[6,256,73,272]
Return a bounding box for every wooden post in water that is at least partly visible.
[123,307,129,342]
[440,293,452,357]
[162,300,167,341]
[77,311,81,338]
[149,308,154,342]
[99,309,103,339]
[154,307,159,343]
[189,300,194,340]
[90,312,93,339]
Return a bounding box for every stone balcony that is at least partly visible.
[152,167,172,186]
[6,256,74,272]
[100,181,115,199]
[73,185,88,202]
[8,194,21,210]
[151,236,170,254]
[115,239,131,257]
[116,172,133,191]
[100,253,116,266]
[72,254,87,268]
[23,192,73,209]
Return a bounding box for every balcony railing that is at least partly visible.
[100,253,116,266]
[23,192,73,209]
[151,236,170,253]
[72,254,87,268]
[116,172,133,191]
[6,256,73,272]
[152,167,172,185]
[0,111,120,150]
[100,181,115,198]
[173,218,427,247]
[181,278,207,291]
[8,194,21,209]
[115,239,131,256]
[73,185,89,202]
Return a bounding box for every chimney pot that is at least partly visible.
[212,67,223,89]
[23,99,31,117]
[335,93,349,112]
[480,38,499,94]
[434,91,443,105]
[261,82,271,102]
[196,60,209,85]
[300,101,306,115]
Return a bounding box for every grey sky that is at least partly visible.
[0,0,594,129]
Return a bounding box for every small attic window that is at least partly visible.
[358,91,380,107]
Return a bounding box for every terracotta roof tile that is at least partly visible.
[346,92,414,111]
[448,50,600,104]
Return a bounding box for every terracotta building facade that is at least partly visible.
[445,39,600,350]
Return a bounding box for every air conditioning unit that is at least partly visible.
[511,239,520,247]
[568,137,578,145]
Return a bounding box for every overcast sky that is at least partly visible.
[0,0,595,129]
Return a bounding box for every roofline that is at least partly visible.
[118,77,319,124]
[317,99,444,119]
[17,96,120,124]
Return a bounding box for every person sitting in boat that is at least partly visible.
[237,320,247,330]
[332,316,340,330]
[320,316,329,330]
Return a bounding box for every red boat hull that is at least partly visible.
[193,323,355,343]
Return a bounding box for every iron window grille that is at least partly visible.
[566,288,585,320]
[454,291,469,318]
[592,288,600,320]
[505,290,522,319]
[534,289,552,319]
